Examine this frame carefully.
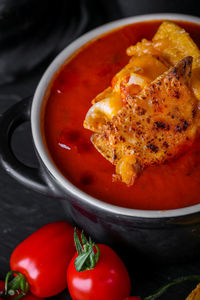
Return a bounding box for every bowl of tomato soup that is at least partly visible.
[1,14,200,262]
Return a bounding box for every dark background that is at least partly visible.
[1,0,200,299]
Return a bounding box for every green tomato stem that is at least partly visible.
[2,271,29,300]
[74,228,100,272]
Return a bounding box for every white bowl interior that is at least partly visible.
[31,13,200,218]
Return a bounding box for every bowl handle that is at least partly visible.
[0,97,54,195]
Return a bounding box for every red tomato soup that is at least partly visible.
[43,20,200,210]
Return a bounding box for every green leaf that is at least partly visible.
[73,229,100,272]
[20,276,25,293]
[75,250,93,272]
[81,231,88,246]
[88,237,93,248]
[74,228,82,255]
[2,271,29,300]
[8,274,23,291]
[89,251,95,269]
[19,276,29,295]
[94,245,100,264]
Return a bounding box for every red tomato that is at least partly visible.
[0,280,43,300]
[67,244,131,300]
[10,222,75,298]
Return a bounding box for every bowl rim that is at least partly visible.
[31,13,200,219]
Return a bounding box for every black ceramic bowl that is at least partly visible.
[1,13,200,263]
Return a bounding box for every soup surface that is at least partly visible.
[43,20,200,210]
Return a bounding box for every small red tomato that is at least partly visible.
[0,279,44,300]
[67,230,131,300]
[10,221,75,298]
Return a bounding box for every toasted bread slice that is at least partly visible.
[92,57,199,185]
